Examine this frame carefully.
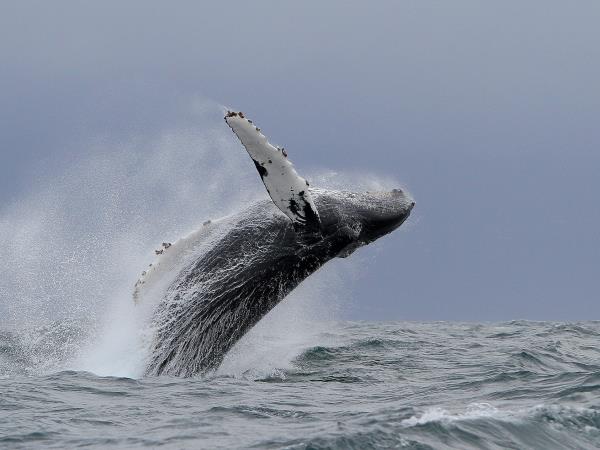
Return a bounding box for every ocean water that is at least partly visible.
[2,320,600,449]
[1,104,598,448]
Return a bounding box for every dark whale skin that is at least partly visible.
[146,189,413,377]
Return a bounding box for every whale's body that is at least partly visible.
[138,112,414,377]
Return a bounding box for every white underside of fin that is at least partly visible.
[133,219,223,304]
[225,112,320,227]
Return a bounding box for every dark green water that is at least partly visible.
[1,321,600,449]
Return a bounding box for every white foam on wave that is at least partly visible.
[401,403,514,427]
[401,402,600,433]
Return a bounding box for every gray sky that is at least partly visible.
[1,1,599,321]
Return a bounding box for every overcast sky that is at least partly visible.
[1,1,599,321]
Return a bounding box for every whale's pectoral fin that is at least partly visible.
[225,111,321,229]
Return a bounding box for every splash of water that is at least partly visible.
[0,102,400,378]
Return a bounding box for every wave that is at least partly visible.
[397,403,600,450]
[2,321,600,449]
[202,401,600,449]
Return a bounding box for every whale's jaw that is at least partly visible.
[358,190,414,244]
[313,188,414,246]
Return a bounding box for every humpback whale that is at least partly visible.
[136,112,414,377]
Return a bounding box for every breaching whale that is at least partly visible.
[136,112,414,377]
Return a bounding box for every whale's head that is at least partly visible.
[313,188,414,257]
